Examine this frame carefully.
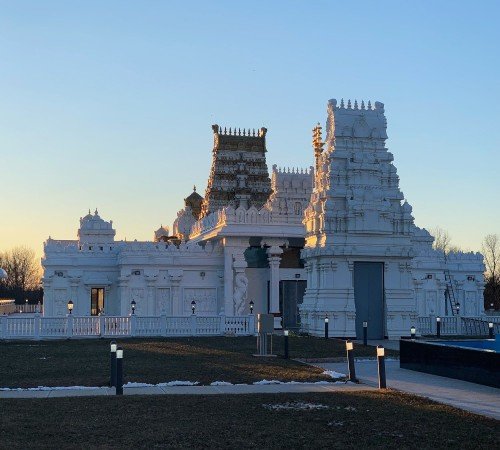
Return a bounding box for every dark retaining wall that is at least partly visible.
[400,340,500,388]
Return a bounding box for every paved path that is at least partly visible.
[318,360,500,420]
[354,339,400,351]
[0,382,373,399]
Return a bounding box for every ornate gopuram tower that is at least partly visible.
[200,125,272,217]
[300,99,416,339]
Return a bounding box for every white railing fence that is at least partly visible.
[417,315,500,336]
[0,314,256,340]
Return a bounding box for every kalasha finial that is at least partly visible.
[94,208,98,215]
[193,185,196,192]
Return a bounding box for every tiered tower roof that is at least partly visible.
[200,124,272,217]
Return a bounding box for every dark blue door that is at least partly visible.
[354,262,385,339]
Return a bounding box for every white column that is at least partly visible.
[223,245,234,316]
[117,277,129,316]
[268,252,282,314]
[146,277,156,316]
[168,269,183,315]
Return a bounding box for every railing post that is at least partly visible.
[66,314,73,339]
[0,316,5,339]
[456,316,463,335]
[130,314,137,337]
[191,314,197,336]
[248,314,256,336]
[34,312,41,340]
[99,314,106,337]
[160,313,167,337]
[219,314,226,335]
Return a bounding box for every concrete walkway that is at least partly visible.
[318,360,500,420]
[0,382,373,399]
[354,339,400,351]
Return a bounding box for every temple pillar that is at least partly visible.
[168,269,183,315]
[222,237,250,316]
[223,245,234,316]
[262,238,287,327]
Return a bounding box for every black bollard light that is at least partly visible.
[110,341,117,387]
[284,329,289,359]
[410,326,416,340]
[377,345,386,389]
[116,347,123,395]
[363,321,368,346]
[346,340,357,383]
[489,322,494,339]
[324,315,329,340]
[436,317,441,338]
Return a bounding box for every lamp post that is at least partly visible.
[25,298,28,312]
[377,346,386,389]
[363,321,368,346]
[410,325,416,340]
[131,300,136,315]
[191,300,196,315]
[489,322,494,339]
[110,341,117,387]
[67,300,74,315]
[346,340,357,383]
[324,315,329,340]
[436,316,441,338]
[283,329,289,359]
[249,300,254,314]
[456,303,460,315]
[116,347,123,395]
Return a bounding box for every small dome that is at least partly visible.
[80,209,112,231]
[184,186,203,220]
[154,225,170,242]
[185,185,203,203]
[401,201,413,214]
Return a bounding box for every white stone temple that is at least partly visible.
[42,98,485,338]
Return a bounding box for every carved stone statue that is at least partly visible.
[233,272,248,315]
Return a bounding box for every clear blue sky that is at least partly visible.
[1,0,499,258]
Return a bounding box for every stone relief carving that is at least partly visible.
[465,291,477,315]
[425,291,437,315]
[233,273,248,315]
[184,288,217,315]
[54,289,68,316]
[130,288,145,315]
[156,288,171,315]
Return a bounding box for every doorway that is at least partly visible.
[90,288,105,316]
[353,262,385,339]
[279,280,306,330]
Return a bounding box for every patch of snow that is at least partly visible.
[0,386,107,391]
[210,381,233,386]
[322,370,346,379]
[124,382,155,388]
[253,380,283,385]
[157,381,199,387]
[263,401,329,411]
[328,421,344,427]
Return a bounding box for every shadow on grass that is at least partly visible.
[0,336,397,388]
[0,391,497,449]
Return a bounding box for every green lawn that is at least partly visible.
[0,392,497,449]
[0,336,392,388]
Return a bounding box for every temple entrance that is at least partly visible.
[279,280,306,330]
[353,262,385,339]
[90,288,105,316]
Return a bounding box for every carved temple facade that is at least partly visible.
[42,103,486,337]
